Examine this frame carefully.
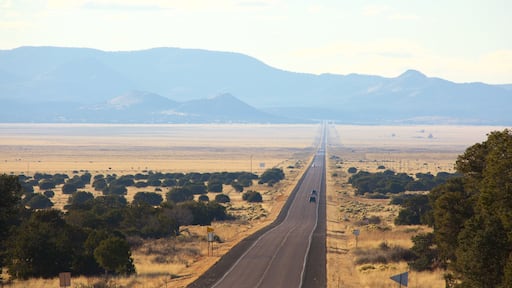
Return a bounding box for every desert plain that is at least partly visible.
[0,123,507,287]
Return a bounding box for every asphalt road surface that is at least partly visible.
[189,126,327,288]
[211,151,324,288]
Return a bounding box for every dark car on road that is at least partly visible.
[309,195,316,203]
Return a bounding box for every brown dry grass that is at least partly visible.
[1,124,506,287]
[0,123,316,288]
[323,124,507,288]
[0,123,318,175]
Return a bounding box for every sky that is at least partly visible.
[1,0,511,84]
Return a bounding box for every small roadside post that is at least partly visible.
[207,227,215,256]
[59,272,71,288]
[352,229,360,248]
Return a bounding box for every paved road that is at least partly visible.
[211,151,326,287]
[189,125,327,288]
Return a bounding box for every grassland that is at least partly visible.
[0,123,506,287]
[324,124,507,288]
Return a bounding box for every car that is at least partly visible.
[309,195,316,203]
[311,189,317,195]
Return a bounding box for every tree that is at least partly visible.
[231,182,244,192]
[26,194,54,209]
[428,129,512,286]
[103,184,127,196]
[6,210,82,279]
[80,172,92,185]
[455,214,508,288]
[259,168,285,185]
[184,183,207,195]
[429,178,475,264]
[167,187,194,203]
[133,192,163,206]
[68,191,95,207]
[38,179,56,190]
[62,183,77,194]
[347,167,357,174]
[409,233,438,271]
[237,173,256,187]
[178,201,227,225]
[207,180,223,193]
[92,178,107,191]
[94,237,135,276]
[43,190,55,198]
[0,175,23,272]
[476,130,512,231]
[67,175,86,189]
[394,194,431,225]
[243,191,263,203]
[215,194,230,203]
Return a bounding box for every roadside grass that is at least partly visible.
[326,140,449,288]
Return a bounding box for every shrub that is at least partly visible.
[166,187,194,203]
[38,179,56,190]
[62,183,77,194]
[354,242,416,265]
[215,194,231,203]
[258,168,285,185]
[231,182,244,192]
[68,191,94,206]
[26,194,54,209]
[132,192,163,206]
[92,178,107,191]
[347,167,357,174]
[242,191,262,203]
[367,215,381,224]
[103,184,127,196]
[43,190,55,198]
[198,195,209,202]
[207,181,223,193]
[146,178,162,187]
[134,181,148,188]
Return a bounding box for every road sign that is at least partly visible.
[390,271,408,287]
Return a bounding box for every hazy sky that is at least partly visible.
[1,0,511,84]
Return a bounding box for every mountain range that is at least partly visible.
[0,46,510,124]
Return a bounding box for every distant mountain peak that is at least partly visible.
[209,93,236,100]
[398,69,427,79]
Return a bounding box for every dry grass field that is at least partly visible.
[0,123,507,287]
[0,124,319,175]
[325,124,507,288]
[0,123,317,288]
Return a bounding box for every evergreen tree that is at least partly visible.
[94,237,135,276]
[455,214,508,287]
[0,175,23,275]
